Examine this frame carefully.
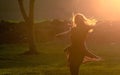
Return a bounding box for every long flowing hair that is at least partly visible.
[72,13,97,27]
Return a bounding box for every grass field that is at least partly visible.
[0,39,120,75]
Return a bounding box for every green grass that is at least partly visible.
[0,39,120,75]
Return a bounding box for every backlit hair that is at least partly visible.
[72,13,97,27]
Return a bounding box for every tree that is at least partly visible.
[18,0,38,54]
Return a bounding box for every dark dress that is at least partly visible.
[65,24,92,66]
[64,24,99,75]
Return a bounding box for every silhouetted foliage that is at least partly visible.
[0,19,69,44]
[0,21,27,44]
[1,20,120,45]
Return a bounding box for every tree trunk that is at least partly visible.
[18,0,28,22]
[26,0,38,54]
[18,0,38,55]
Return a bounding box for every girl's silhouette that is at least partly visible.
[56,13,101,75]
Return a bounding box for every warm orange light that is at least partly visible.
[100,0,120,10]
[88,29,94,33]
[93,0,120,21]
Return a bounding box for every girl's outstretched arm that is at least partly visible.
[56,28,71,37]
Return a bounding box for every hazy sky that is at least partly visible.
[0,0,120,21]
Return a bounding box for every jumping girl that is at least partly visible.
[56,13,101,75]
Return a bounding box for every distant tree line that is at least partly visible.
[0,19,70,44]
[0,20,120,45]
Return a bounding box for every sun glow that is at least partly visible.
[104,0,120,9]
[93,0,120,21]
[100,0,120,13]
